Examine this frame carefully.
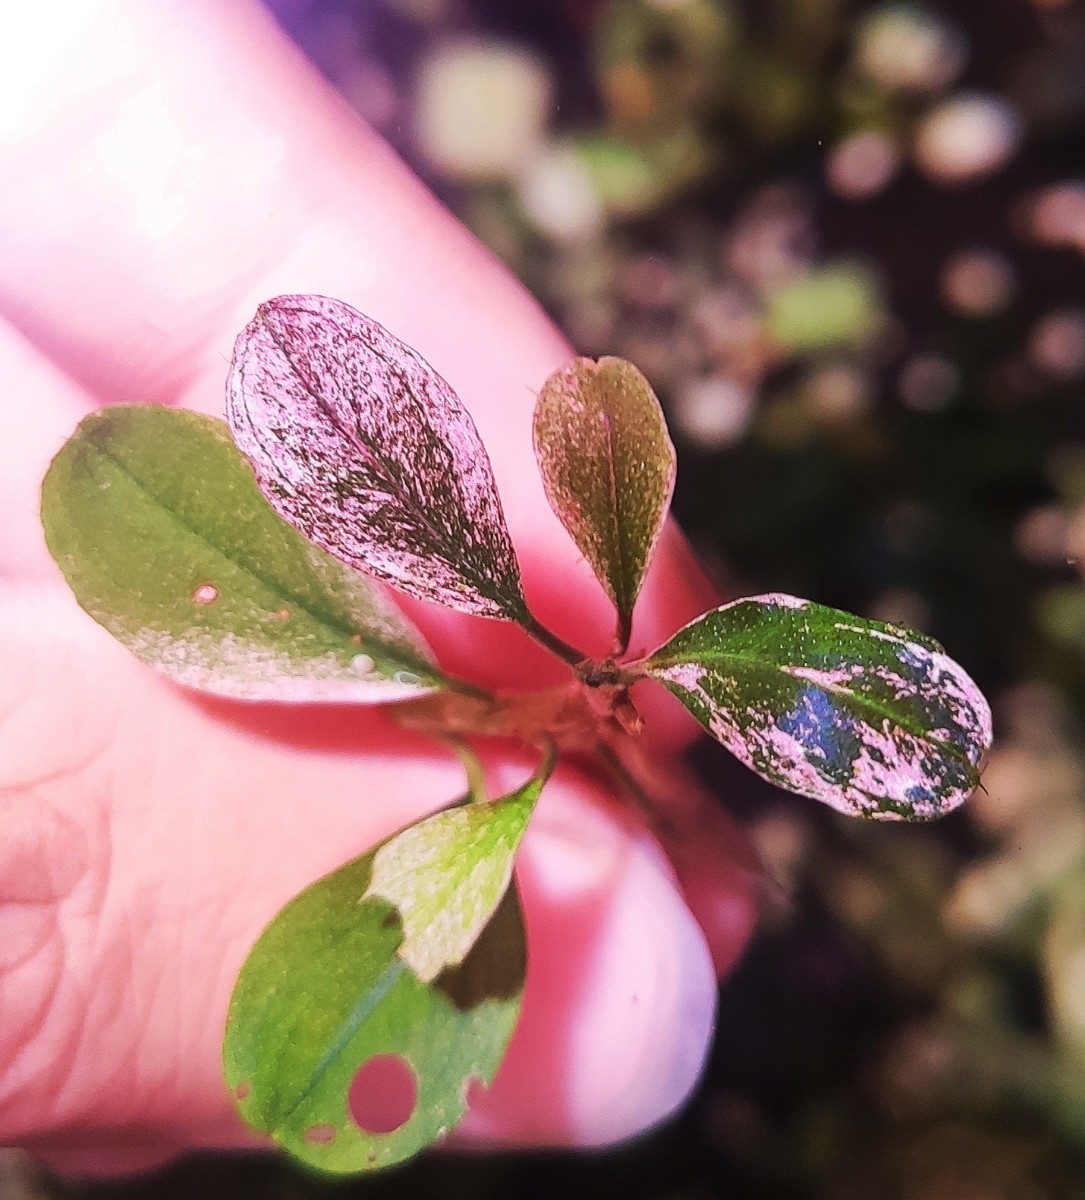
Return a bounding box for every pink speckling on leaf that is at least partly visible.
[643,595,993,821]
[757,593,809,610]
[227,295,527,620]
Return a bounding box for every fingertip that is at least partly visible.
[456,769,721,1149]
[658,791,762,978]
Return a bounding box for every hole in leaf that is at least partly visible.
[304,1123,336,1145]
[349,1054,418,1135]
[273,607,291,621]
[463,1074,487,1110]
[192,582,218,605]
[234,1081,251,1101]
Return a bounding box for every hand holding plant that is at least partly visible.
[1,0,989,1181]
[42,294,991,1172]
[0,0,755,1176]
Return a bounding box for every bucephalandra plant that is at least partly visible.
[40,294,993,1174]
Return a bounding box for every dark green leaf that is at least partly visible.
[533,357,675,650]
[643,593,992,821]
[41,406,442,701]
[223,761,549,1172]
[227,295,528,621]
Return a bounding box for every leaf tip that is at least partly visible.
[532,353,676,640]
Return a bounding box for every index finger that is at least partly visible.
[0,0,718,710]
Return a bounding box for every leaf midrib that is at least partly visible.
[649,647,976,768]
[600,409,628,613]
[277,956,407,1131]
[260,317,524,612]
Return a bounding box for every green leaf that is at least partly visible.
[223,760,550,1173]
[533,357,675,650]
[642,593,992,821]
[366,755,549,981]
[41,406,442,702]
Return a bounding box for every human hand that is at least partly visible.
[0,0,758,1176]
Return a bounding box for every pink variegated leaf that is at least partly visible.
[227,295,528,621]
[533,357,675,653]
[642,594,992,821]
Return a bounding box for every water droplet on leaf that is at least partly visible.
[351,653,376,675]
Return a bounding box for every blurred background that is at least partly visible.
[11,0,1085,1195]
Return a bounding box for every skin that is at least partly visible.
[0,0,759,1178]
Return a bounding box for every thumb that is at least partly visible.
[0,584,755,1176]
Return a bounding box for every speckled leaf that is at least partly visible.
[228,295,528,621]
[41,406,441,701]
[643,594,992,821]
[223,765,548,1174]
[533,357,675,650]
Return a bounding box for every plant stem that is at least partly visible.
[615,609,633,659]
[596,741,678,840]
[443,674,495,701]
[437,736,487,801]
[521,611,591,669]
